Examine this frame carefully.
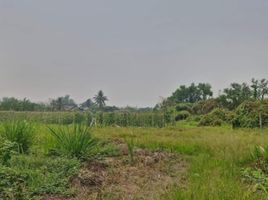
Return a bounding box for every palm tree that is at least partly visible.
[93,90,108,109]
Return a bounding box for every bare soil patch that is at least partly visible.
[41,144,188,200]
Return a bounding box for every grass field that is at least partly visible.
[94,125,267,200]
[1,121,268,199]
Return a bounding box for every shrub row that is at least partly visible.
[198,100,268,127]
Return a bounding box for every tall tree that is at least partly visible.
[223,82,251,109]
[251,78,259,100]
[93,90,108,109]
[259,79,268,100]
[198,83,213,100]
[169,83,212,103]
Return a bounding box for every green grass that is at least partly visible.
[0,154,80,199]
[93,126,268,200]
[1,121,268,199]
[0,120,36,154]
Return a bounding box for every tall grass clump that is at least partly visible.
[48,123,97,159]
[1,120,35,154]
[125,137,135,165]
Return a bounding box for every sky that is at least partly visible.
[0,0,268,107]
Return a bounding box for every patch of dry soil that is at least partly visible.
[41,146,187,200]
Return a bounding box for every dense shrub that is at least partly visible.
[175,111,191,121]
[199,108,234,126]
[233,101,268,128]
[192,99,219,115]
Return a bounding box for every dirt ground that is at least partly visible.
[41,143,188,200]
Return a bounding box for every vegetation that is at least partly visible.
[0,77,268,199]
[48,123,98,159]
[0,155,80,199]
[0,111,170,127]
[95,126,268,200]
[93,90,108,109]
[199,108,234,126]
[0,120,35,154]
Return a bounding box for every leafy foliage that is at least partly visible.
[169,83,213,103]
[242,146,268,194]
[175,111,191,121]
[94,90,108,109]
[199,108,234,126]
[192,99,219,115]
[0,97,45,111]
[233,101,268,128]
[0,166,29,200]
[0,140,17,166]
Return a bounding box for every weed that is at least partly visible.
[48,123,98,159]
[1,120,35,154]
[0,140,17,166]
[125,136,135,164]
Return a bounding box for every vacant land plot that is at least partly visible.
[1,122,268,200]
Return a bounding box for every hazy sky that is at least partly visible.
[0,0,268,107]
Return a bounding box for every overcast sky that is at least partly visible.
[0,0,268,107]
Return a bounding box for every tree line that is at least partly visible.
[158,78,268,110]
[0,90,151,112]
[1,78,267,112]
[0,91,109,112]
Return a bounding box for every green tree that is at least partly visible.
[169,83,212,103]
[93,90,108,109]
[222,82,252,109]
[50,95,77,111]
[198,83,213,100]
[250,78,268,100]
[0,97,42,111]
[251,78,260,100]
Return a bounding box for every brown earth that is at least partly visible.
[41,144,188,200]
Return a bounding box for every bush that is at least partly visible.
[48,123,98,159]
[0,166,29,200]
[192,99,219,115]
[199,108,234,126]
[1,120,35,154]
[234,101,268,128]
[0,140,17,166]
[175,111,191,121]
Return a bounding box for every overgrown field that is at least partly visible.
[1,119,268,199]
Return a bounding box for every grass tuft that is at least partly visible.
[1,120,35,154]
[48,123,98,159]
